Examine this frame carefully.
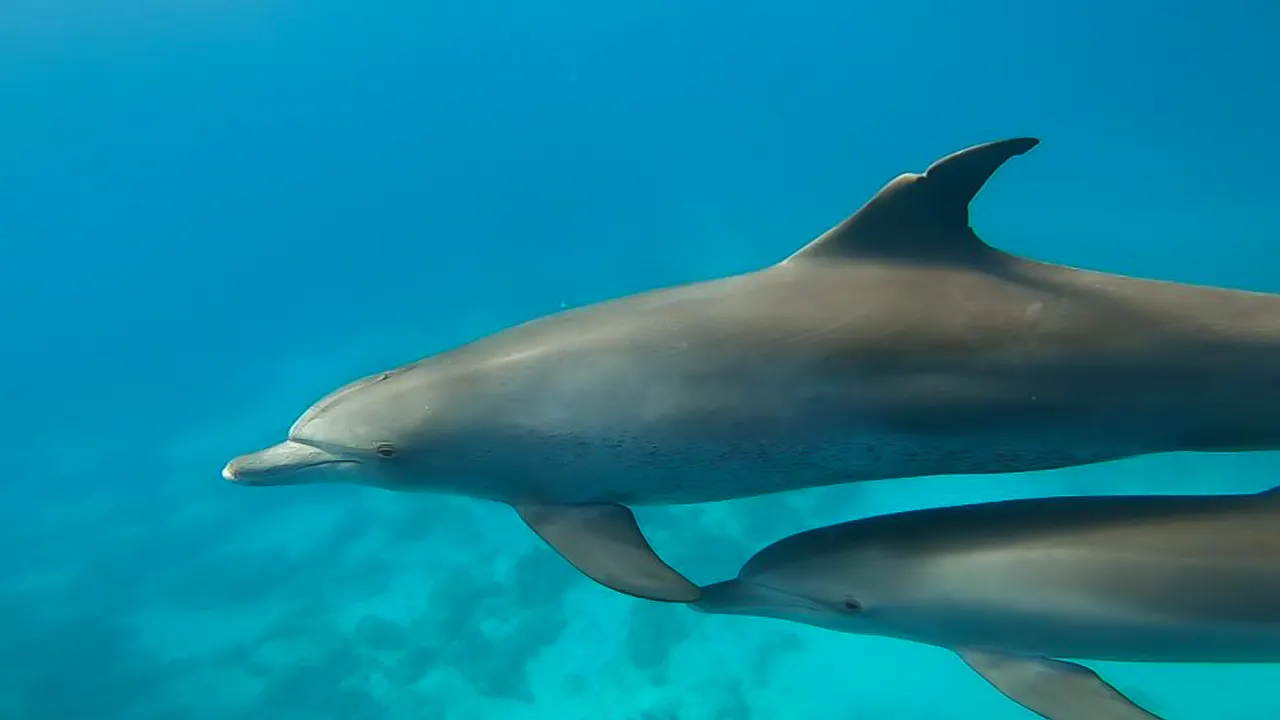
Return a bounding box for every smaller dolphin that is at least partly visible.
[691,487,1280,720]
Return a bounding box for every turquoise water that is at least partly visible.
[2,1,1279,718]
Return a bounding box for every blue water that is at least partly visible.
[2,1,1279,718]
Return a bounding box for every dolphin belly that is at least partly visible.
[889,602,1280,663]
[448,313,1208,504]
[472,420,1146,506]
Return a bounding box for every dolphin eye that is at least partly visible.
[842,598,863,612]
[374,442,396,458]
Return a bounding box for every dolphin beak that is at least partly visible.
[221,440,357,486]
[691,579,827,617]
[691,579,780,614]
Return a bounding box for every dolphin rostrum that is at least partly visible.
[221,137,1280,603]
[692,487,1280,719]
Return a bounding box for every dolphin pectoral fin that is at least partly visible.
[514,503,701,603]
[956,650,1164,720]
[786,137,1039,264]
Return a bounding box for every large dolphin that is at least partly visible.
[221,137,1280,603]
[691,487,1280,720]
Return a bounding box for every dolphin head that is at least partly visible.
[690,523,890,635]
[221,366,450,490]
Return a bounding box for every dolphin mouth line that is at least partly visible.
[291,459,360,471]
[749,581,832,613]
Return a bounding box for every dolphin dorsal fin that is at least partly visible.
[785,137,1040,264]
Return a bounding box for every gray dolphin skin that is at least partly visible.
[692,487,1280,719]
[221,137,1280,604]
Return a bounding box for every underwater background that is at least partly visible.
[2,0,1279,718]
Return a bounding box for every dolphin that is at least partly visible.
[221,137,1280,604]
[691,487,1280,719]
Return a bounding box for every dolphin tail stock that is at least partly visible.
[956,649,1165,720]
[513,503,701,603]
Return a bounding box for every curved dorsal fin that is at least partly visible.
[784,137,1039,264]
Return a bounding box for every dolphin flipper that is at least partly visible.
[957,649,1164,720]
[514,503,701,603]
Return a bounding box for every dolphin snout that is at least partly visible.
[221,454,273,486]
[692,578,831,618]
[691,579,773,615]
[221,440,356,487]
